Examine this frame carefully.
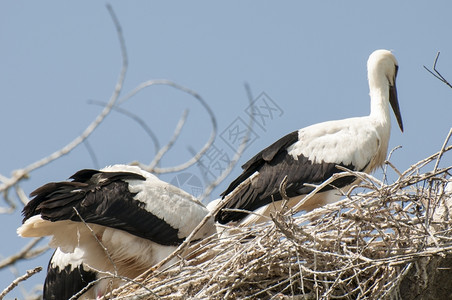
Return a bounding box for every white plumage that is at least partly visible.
[18,164,216,299]
[215,49,403,225]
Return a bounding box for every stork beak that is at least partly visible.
[389,82,403,132]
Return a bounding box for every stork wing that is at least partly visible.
[216,119,380,223]
[23,170,184,246]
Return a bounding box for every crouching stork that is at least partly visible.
[18,164,216,299]
[215,49,404,225]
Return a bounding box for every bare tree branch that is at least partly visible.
[117,79,217,174]
[200,82,256,200]
[14,185,30,206]
[146,110,188,170]
[433,128,452,173]
[424,51,452,89]
[0,189,16,214]
[83,139,100,170]
[0,3,129,201]
[0,238,47,270]
[383,145,403,183]
[0,266,42,299]
[88,100,161,160]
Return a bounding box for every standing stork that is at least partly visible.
[18,164,216,299]
[215,49,403,225]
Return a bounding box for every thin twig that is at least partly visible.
[0,189,16,214]
[88,100,161,161]
[200,82,256,201]
[384,145,403,182]
[83,139,100,169]
[73,207,118,276]
[0,238,46,270]
[423,51,452,89]
[0,266,42,299]
[117,79,217,175]
[14,184,29,206]
[433,128,452,173]
[146,110,188,170]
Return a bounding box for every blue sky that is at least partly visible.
[1,2,451,298]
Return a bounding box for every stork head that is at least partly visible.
[367,49,403,132]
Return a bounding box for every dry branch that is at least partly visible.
[0,267,42,299]
[118,79,218,175]
[0,238,48,270]
[423,51,452,89]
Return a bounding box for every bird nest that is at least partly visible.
[106,142,452,300]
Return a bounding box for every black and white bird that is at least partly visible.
[18,164,216,299]
[215,49,403,225]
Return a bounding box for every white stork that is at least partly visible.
[215,49,403,225]
[18,164,216,299]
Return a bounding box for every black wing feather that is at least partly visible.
[216,131,360,224]
[23,169,184,246]
[221,130,299,198]
[43,250,96,300]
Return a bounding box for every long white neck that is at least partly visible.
[368,71,391,134]
[366,71,392,169]
[369,89,391,128]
